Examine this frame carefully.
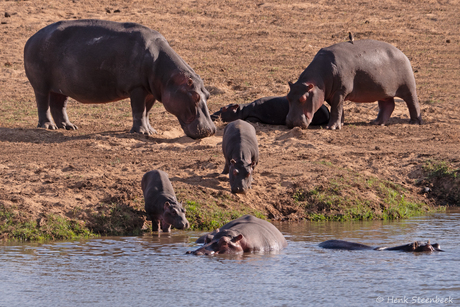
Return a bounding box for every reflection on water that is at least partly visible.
[1,209,459,306]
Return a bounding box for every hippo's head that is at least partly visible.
[410,241,444,252]
[162,72,217,139]
[220,104,241,122]
[161,201,190,232]
[286,81,324,129]
[228,159,256,194]
[187,229,246,255]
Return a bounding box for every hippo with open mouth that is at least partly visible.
[24,19,216,139]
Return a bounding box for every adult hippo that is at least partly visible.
[286,39,422,130]
[24,19,216,139]
[141,170,189,232]
[222,120,259,194]
[187,215,287,255]
[319,239,443,252]
[211,96,330,126]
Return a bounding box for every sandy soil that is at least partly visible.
[0,0,459,233]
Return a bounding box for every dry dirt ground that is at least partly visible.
[0,0,459,236]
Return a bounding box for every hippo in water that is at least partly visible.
[187,215,287,255]
[222,120,259,194]
[24,19,216,139]
[319,240,443,252]
[141,170,189,232]
[287,39,422,130]
[211,96,330,126]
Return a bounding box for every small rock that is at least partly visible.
[421,187,431,194]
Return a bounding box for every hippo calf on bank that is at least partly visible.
[187,215,287,255]
[222,119,259,194]
[24,19,216,139]
[287,39,422,130]
[211,96,330,126]
[141,170,189,232]
[319,239,443,252]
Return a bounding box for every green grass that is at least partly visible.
[292,170,440,221]
[185,200,265,230]
[0,204,95,241]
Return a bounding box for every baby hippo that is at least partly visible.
[141,170,190,232]
[222,120,259,194]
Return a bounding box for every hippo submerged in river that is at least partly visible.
[319,240,443,252]
[222,120,259,194]
[187,215,287,255]
[141,170,189,232]
[287,39,422,130]
[211,96,330,126]
[24,19,216,139]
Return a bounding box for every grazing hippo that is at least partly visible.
[24,19,216,139]
[211,96,330,126]
[141,170,189,232]
[187,215,287,255]
[319,239,443,252]
[222,120,259,194]
[286,39,422,130]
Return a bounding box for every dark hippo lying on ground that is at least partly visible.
[222,119,259,194]
[141,170,189,232]
[319,239,443,252]
[24,19,216,139]
[287,39,422,130]
[187,215,287,255]
[211,96,330,126]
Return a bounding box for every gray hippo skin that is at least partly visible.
[141,170,189,232]
[211,96,330,126]
[222,119,259,194]
[24,19,216,139]
[187,215,288,255]
[286,39,422,130]
[319,240,443,252]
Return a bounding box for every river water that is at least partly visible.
[1,209,459,307]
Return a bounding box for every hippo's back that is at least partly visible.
[220,215,287,251]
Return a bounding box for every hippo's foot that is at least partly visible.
[38,122,58,130]
[130,126,157,135]
[370,119,386,126]
[326,122,343,130]
[161,224,172,232]
[409,117,422,125]
[57,122,78,130]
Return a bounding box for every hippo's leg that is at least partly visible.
[161,221,172,233]
[144,95,158,134]
[222,160,229,174]
[151,218,161,232]
[399,91,422,125]
[327,94,345,130]
[49,92,78,130]
[371,98,395,126]
[34,90,57,130]
[129,88,156,135]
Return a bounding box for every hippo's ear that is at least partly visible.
[230,104,239,113]
[288,81,294,89]
[187,78,193,87]
[164,202,172,211]
[222,106,228,112]
[230,159,236,165]
[231,234,243,243]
